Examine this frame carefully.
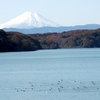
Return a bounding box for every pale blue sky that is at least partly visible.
[0,0,100,26]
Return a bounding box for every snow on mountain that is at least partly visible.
[0,12,60,29]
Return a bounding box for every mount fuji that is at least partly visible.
[1,12,100,34]
[0,12,60,29]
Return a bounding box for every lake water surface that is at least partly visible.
[0,48,100,100]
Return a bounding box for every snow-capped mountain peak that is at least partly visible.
[0,12,60,29]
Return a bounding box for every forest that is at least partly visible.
[0,28,100,52]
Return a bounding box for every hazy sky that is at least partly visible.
[0,0,100,26]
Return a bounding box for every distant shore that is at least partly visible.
[0,28,100,52]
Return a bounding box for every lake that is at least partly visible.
[0,48,100,100]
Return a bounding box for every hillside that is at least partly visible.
[0,30,42,52]
[0,29,100,52]
[28,29,100,49]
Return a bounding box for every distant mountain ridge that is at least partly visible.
[3,24,100,34]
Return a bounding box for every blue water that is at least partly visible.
[0,48,100,100]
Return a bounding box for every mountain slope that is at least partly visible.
[0,12,60,29]
[0,29,42,52]
[1,28,100,52]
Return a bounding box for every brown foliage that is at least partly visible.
[29,29,100,49]
[0,30,42,52]
[0,28,100,52]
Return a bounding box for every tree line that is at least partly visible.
[0,28,100,52]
